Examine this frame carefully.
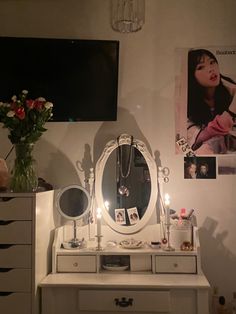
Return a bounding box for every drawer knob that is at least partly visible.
[173,263,178,268]
[0,220,14,225]
[73,262,78,267]
[115,297,133,307]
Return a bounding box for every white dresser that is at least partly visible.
[0,191,56,314]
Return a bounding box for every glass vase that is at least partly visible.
[10,143,38,192]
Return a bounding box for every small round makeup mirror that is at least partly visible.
[56,185,91,248]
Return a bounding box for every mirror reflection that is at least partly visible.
[102,145,151,226]
[57,185,90,220]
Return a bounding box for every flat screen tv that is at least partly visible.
[0,37,119,121]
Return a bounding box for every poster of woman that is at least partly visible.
[175,46,236,156]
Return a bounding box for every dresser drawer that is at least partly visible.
[78,289,170,312]
[0,269,31,292]
[0,197,32,220]
[155,255,197,274]
[0,292,31,314]
[0,245,31,268]
[0,221,31,244]
[57,255,96,272]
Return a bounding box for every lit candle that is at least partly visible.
[104,200,109,211]
[96,208,102,237]
[164,193,170,225]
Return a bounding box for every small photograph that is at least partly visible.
[127,207,140,225]
[218,156,236,175]
[184,157,216,179]
[115,208,126,225]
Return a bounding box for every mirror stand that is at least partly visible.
[64,220,86,249]
[56,184,91,250]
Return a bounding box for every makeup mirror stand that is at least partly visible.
[56,184,91,250]
[67,220,84,249]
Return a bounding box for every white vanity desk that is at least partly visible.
[40,134,210,314]
[40,224,210,314]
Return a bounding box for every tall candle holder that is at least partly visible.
[163,193,175,251]
[95,235,103,251]
[164,222,175,251]
[95,208,103,251]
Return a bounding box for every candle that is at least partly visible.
[164,193,170,225]
[96,207,102,236]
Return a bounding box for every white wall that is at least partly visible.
[0,0,236,302]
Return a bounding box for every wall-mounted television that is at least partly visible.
[0,37,119,121]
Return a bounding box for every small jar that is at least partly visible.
[180,241,193,251]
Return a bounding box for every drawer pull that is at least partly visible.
[0,244,13,249]
[0,292,13,297]
[115,297,133,307]
[0,268,13,272]
[73,262,78,267]
[0,220,14,225]
[173,263,178,268]
[0,197,13,202]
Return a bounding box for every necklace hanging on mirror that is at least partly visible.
[118,185,130,196]
[117,136,133,197]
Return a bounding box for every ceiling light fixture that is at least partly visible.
[111,0,145,33]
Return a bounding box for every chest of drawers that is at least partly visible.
[0,191,56,314]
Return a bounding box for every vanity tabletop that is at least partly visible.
[40,272,210,289]
[56,246,198,255]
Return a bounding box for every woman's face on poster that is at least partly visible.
[188,163,197,175]
[194,54,220,88]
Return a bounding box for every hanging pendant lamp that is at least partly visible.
[111,0,145,33]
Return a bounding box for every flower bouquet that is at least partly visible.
[0,90,53,192]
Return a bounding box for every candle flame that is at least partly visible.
[164,193,170,206]
[97,207,102,219]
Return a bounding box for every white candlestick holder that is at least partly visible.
[95,235,103,251]
[163,222,175,251]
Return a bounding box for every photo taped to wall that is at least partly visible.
[184,156,216,179]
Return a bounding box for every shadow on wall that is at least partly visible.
[35,139,82,189]
[198,217,236,299]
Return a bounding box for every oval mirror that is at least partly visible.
[56,184,91,220]
[95,134,157,234]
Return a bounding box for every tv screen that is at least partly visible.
[0,37,119,121]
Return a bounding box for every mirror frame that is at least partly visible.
[56,184,91,220]
[95,134,158,234]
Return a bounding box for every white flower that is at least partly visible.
[44,102,53,109]
[0,102,3,107]
[37,97,46,102]
[11,95,17,102]
[6,110,15,117]
[22,90,28,95]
